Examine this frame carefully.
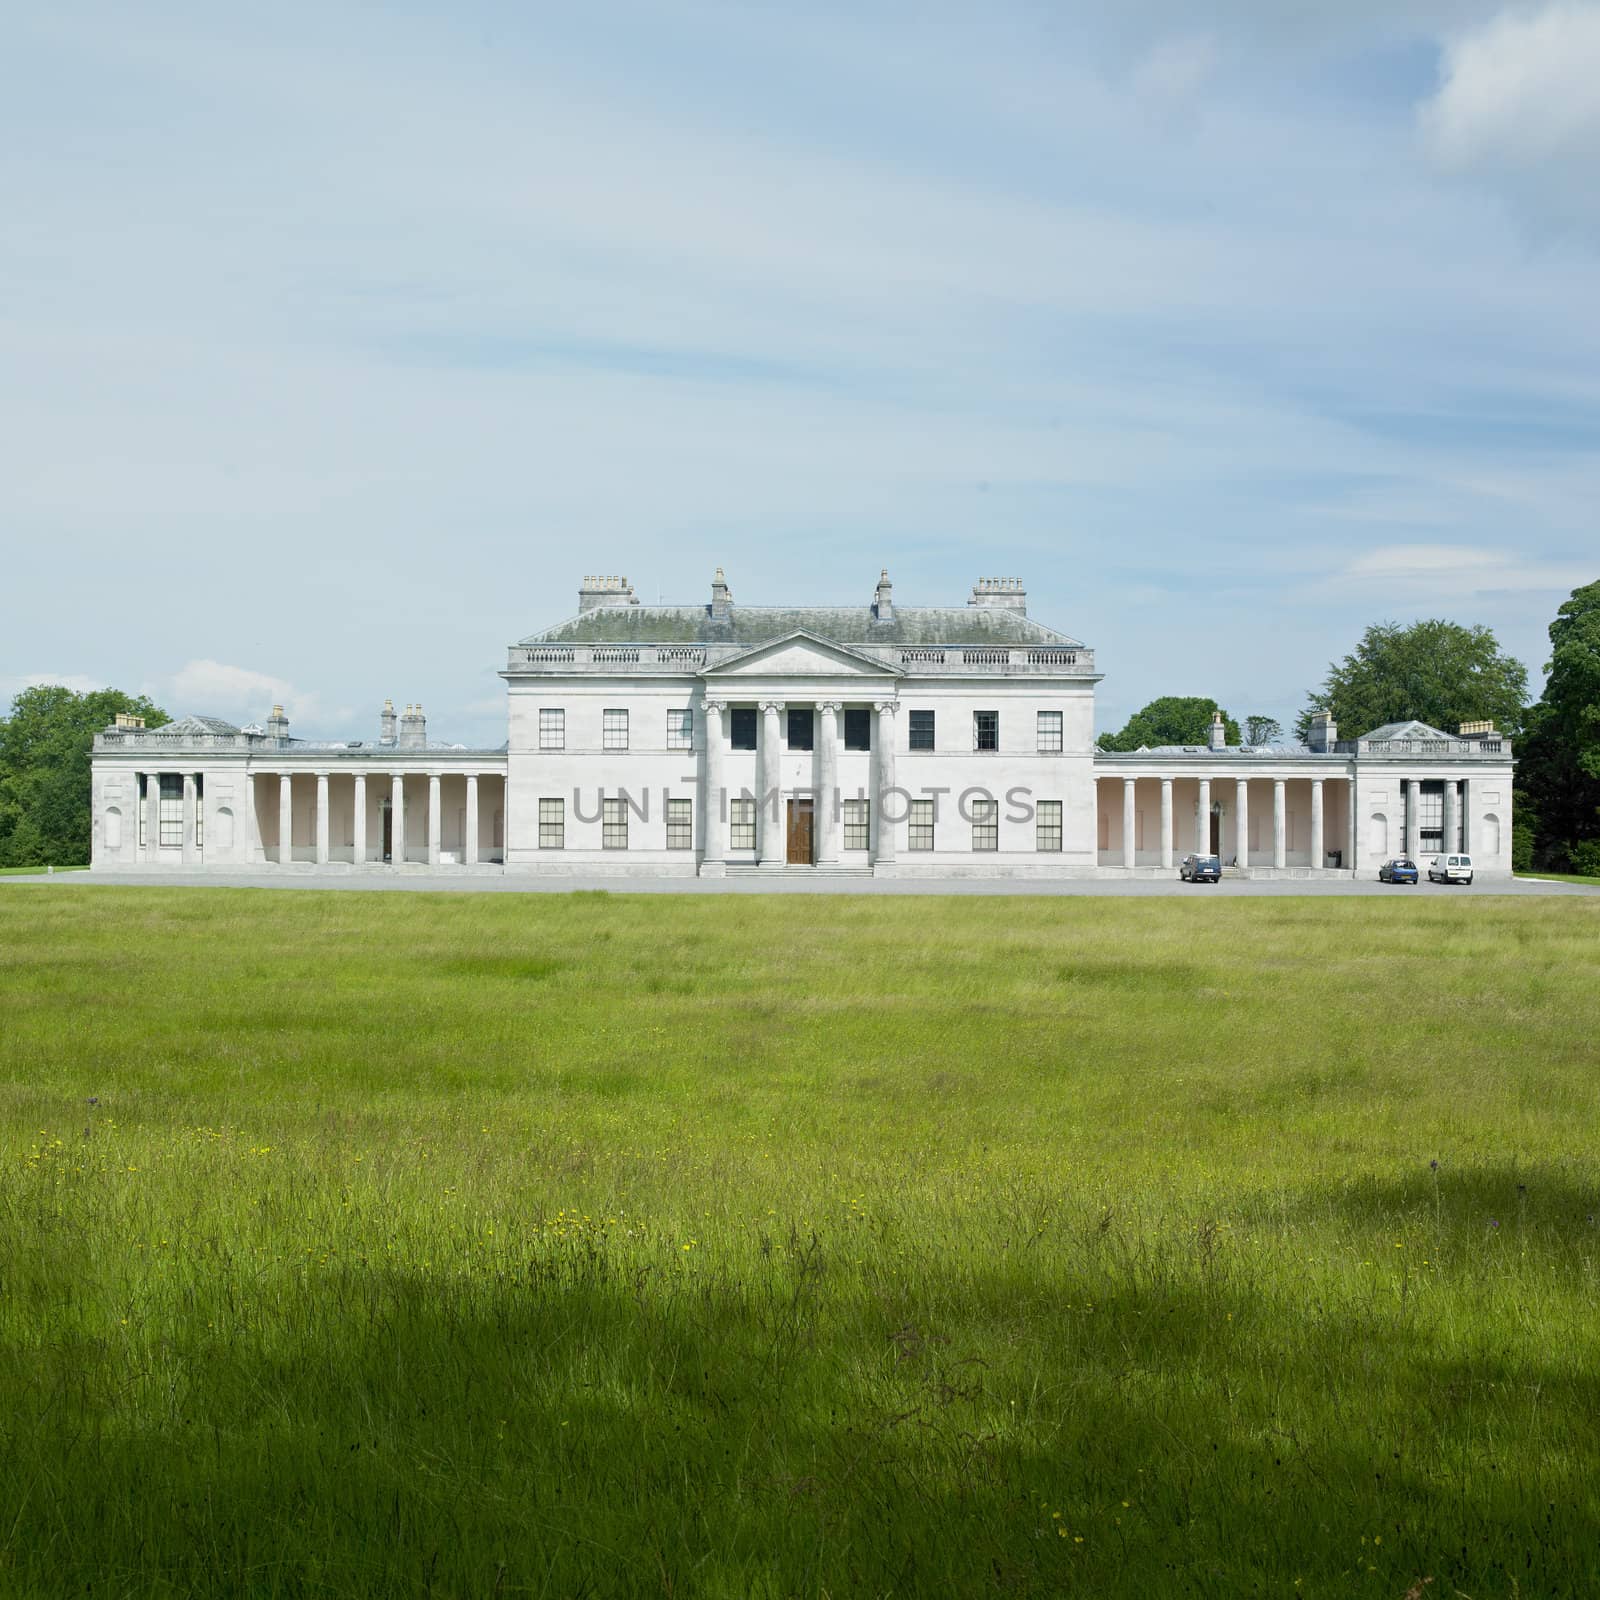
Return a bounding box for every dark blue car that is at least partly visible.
[1378,858,1418,884]
[1179,853,1221,883]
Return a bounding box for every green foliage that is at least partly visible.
[1517,580,1600,872]
[4,888,1600,1597]
[1295,618,1529,743]
[0,684,168,867]
[1099,696,1240,752]
[1243,714,1281,746]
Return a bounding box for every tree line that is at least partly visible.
[2,582,1597,872]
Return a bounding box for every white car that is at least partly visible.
[1428,854,1474,885]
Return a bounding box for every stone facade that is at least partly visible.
[89,572,1516,879]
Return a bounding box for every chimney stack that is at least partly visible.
[1307,711,1338,752]
[710,566,733,620]
[578,575,640,611]
[1209,710,1227,751]
[873,567,894,621]
[399,703,426,749]
[266,703,289,742]
[968,577,1027,613]
[380,698,397,746]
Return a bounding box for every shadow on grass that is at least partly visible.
[4,1232,1599,1599]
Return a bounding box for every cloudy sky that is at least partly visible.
[4,1,1597,744]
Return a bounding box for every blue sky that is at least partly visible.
[4,0,1598,744]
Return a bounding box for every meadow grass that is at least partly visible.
[1515,870,1600,887]
[0,865,87,876]
[2,886,1599,1598]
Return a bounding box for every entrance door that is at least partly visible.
[1209,811,1221,856]
[381,806,393,863]
[786,798,814,864]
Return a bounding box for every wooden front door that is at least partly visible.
[1209,811,1221,856]
[382,806,393,863]
[786,798,814,865]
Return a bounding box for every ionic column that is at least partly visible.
[1461,778,1474,856]
[1160,777,1174,870]
[702,699,727,868]
[1234,778,1249,870]
[816,701,841,866]
[1273,778,1287,869]
[1443,778,1459,855]
[1122,777,1136,869]
[391,773,405,864]
[353,773,367,866]
[1196,777,1211,854]
[315,772,330,865]
[245,771,259,863]
[1311,778,1324,869]
[181,772,197,865]
[465,773,479,867]
[874,701,898,867]
[1405,778,1421,859]
[1346,774,1358,871]
[278,772,293,865]
[756,702,785,868]
[427,773,442,866]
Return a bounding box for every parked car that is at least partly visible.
[1378,858,1418,884]
[1179,853,1221,883]
[1428,854,1475,885]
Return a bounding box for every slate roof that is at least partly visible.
[520,604,1083,648]
[150,714,242,736]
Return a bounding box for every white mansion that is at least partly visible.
[90,570,1515,880]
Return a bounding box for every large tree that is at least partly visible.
[1516,580,1600,874]
[1099,697,1240,752]
[1295,619,1528,743]
[0,685,168,867]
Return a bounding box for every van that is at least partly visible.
[1428,854,1474,885]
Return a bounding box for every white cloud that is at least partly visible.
[1419,3,1600,227]
[1330,543,1592,595]
[168,659,319,722]
[0,671,107,702]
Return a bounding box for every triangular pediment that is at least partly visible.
[701,630,902,679]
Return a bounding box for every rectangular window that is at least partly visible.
[787,707,813,750]
[1036,799,1062,852]
[844,708,872,751]
[195,775,204,849]
[138,775,147,847]
[602,797,628,850]
[667,709,693,750]
[159,774,183,847]
[971,797,998,851]
[538,797,564,849]
[974,711,999,751]
[604,708,629,751]
[908,709,935,751]
[729,796,756,852]
[908,798,934,851]
[731,708,758,751]
[666,797,693,849]
[539,708,565,751]
[842,798,870,850]
[1037,710,1063,753]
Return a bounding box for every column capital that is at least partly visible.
[817,700,843,714]
[704,697,728,713]
[874,700,898,716]
[760,700,786,714]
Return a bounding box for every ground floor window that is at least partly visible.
[539,797,564,849]
[159,774,183,847]
[971,798,998,851]
[1417,781,1445,855]
[1036,799,1062,852]
[729,796,756,852]
[602,797,628,849]
[666,797,693,849]
[842,798,869,850]
[908,799,934,851]
[195,775,204,848]
[138,777,147,847]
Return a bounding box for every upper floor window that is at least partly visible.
[731,708,758,751]
[539,708,565,751]
[604,709,629,751]
[844,709,871,751]
[971,797,998,850]
[667,709,693,750]
[1037,710,1063,753]
[602,797,628,849]
[539,797,564,849]
[666,797,693,849]
[1036,799,1062,852]
[787,708,813,750]
[908,710,935,751]
[842,799,870,850]
[974,711,999,752]
[908,799,934,851]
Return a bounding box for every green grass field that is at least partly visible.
[0,864,87,876]
[3,888,1599,1598]
[1516,869,1600,887]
